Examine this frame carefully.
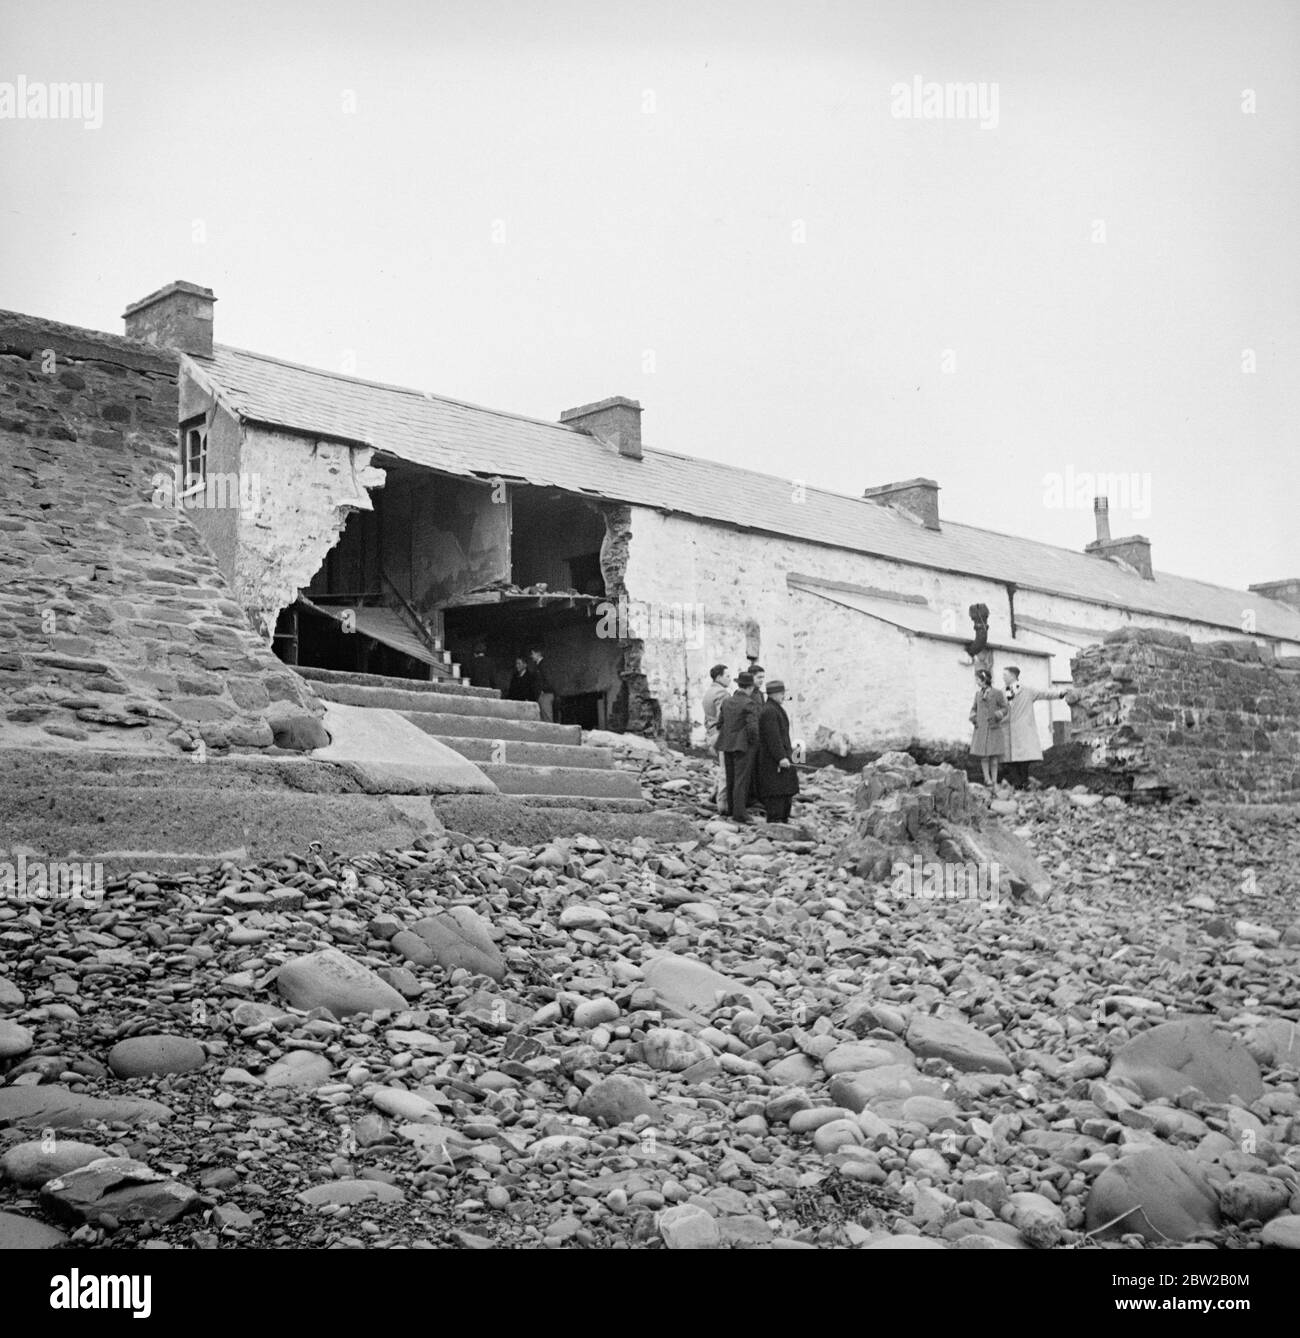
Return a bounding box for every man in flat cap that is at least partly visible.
[756,679,799,823]
[716,671,761,823]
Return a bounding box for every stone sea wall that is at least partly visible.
[1069,627,1300,801]
[0,310,321,756]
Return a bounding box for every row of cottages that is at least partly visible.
[126,281,1300,758]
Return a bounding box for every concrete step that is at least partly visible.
[437,737,614,770]
[508,794,650,812]
[0,784,437,873]
[477,762,644,800]
[294,665,500,700]
[402,711,582,745]
[314,680,540,720]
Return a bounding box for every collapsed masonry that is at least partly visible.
[835,752,1050,900]
[1069,627,1300,803]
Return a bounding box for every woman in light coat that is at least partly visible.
[969,667,1008,787]
[1002,665,1071,789]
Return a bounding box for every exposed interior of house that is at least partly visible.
[271,468,623,729]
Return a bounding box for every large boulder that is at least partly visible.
[276,948,405,1018]
[657,1202,720,1249]
[263,1050,333,1090]
[0,1020,34,1059]
[1003,1191,1066,1248]
[410,907,506,983]
[1,1140,108,1189]
[1244,1018,1300,1071]
[642,1028,713,1073]
[575,1075,662,1126]
[1107,1019,1263,1103]
[828,1065,947,1115]
[297,1180,404,1206]
[1260,1215,1300,1249]
[108,1035,207,1079]
[0,1211,67,1249]
[1085,1146,1220,1243]
[40,1158,202,1226]
[642,953,773,1019]
[822,1040,911,1075]
[0,1085,173,1130]
[1217,1173,1291,1225]
[905,1014,1014,1075]
[270,714,330,751]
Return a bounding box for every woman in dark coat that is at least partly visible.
[969,667,1008,788]
[756,680,800,823]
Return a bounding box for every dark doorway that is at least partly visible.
[558,691,603,730]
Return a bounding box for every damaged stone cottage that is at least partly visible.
[3,279,1300,870]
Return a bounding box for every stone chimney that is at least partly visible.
[863,478,940,531]
[1084,493,1153,579]
[1093,496,1111,543]
[1248,578,1300,612]
[123,281,216,358]
[1086,533,1153,579]
[560,396,643,460]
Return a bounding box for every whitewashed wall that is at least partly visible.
[234,427,385,638]
[622,506,1295,752]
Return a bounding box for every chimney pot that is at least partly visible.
[863,477,940,531]
[1093,496,1111,543]
[560,396,643,459]
[123,281,215,357]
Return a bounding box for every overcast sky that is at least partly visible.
[2,0,1296,592]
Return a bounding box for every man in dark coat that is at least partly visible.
[744,663,767,809]
[756,679,799,823]
[505,655,538,702]
[468,641,495,690]
[528,646,555,722]
[716,671,761,823]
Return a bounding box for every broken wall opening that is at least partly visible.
[598,503,661,736]
[509,487,607,593]
[271,460,510,680]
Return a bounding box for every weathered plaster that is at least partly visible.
[236,426,386,637]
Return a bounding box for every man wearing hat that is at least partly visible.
[756,679,799,823]
[715,671,761,823]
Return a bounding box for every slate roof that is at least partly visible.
[189,345,1300,643]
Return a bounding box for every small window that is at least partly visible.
[180,422,207,507]
[177,420,208,508]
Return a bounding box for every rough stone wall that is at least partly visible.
[0,310,320,756]
[1069,626,1300,801]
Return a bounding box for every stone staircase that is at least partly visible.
[292,666,648,810]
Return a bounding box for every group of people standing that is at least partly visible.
[969,664,1070,789]
[498,646,555,722]
[702,663,800,824]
